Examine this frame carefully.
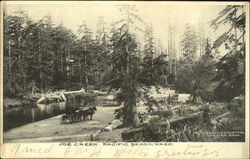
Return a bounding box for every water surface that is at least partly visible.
[3,102,79,131]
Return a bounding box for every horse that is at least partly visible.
[78,106,97,120]
[60,106,97,124]
[86,106,97,120]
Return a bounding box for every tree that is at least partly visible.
[3,10,34,96]
[192,38,216,102]
[181,24,198,62]
[210,5,245,101]
[107,5,170,127]
[167,24,177,84]
[197,22,205,58]
[3,10,79,96]
[78,21,92,90]
[35,15,55,91]
[94,16,110,86]
[105,5,144,127]
[96,16,108,45]
[177,37,216,103]
[176,24,199,95]
[51,24,76,89]
[143,24,155,80]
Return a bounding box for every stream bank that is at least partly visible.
[4,107,117,143]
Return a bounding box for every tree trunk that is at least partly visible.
[85,75,88,91]
[61,42,63,73]
[79,58,82,84]
[8,39,11,76]
[173,28,177,83]
[84,54,88,90]
[123,99,140,127]
[100,72,104,86]
[122,82,140,127]
[38,31,42,91]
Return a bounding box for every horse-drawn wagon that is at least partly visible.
[60,106,97,124]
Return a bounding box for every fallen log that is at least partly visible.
[36,89,85,104]
[93,90,108,96]
[169,111,203,124]
[178,94,191,103]
[215,112,231,120]
[63,88,85,95]
[121,111,204,141]
[36,96,46,104]
[36,95,64,104]
[90,130,102,141]
[104,119,122,131]
[61,93,66,101]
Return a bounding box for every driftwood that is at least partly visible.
[36,89,85,104]
[36,95,64,104]
[104,120,122,131]
[93,90,107,95]
[63,88,85,95]
[122,111,204,141]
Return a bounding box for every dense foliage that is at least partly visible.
[3,5,246,128]
[3,11,109,97]
[176,5,245,102]
[210,5,245,101]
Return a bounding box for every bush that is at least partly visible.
[175,60,193,94]
[176,54,217,102]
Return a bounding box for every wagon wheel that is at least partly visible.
[76,114,80,121]
[69,116,74,123]
[60,117,64,124]
[60,114,66,124]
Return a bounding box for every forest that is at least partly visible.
[3,5,246,142]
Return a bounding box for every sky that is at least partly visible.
[3,1,243,55]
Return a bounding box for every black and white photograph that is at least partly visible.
[1,1,248,146]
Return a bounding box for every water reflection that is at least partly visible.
[3,102,74,131]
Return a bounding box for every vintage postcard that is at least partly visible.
[0,1,249,158]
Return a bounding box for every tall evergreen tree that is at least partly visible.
[35,15,54,91]
[192,38,216,102]
[76,21,98,90]
[210,5,245,101]
[176,24,199,94]
[181,24,198,62]
[143,24,155,80]
[94,16,110,86]
[105,5,145,127]
[52,25,76,89]
[3,10,33,96]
